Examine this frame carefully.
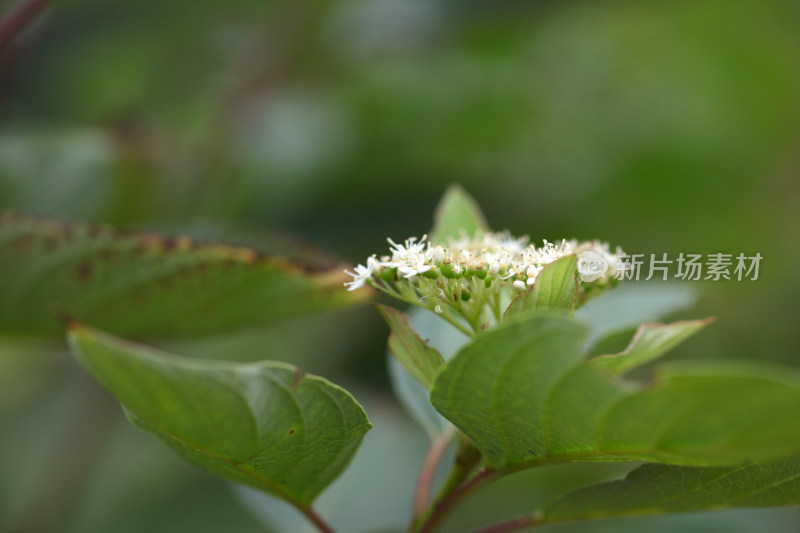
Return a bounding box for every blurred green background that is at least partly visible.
[1,0,800,531]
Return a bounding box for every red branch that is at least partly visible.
[0,0,53,52]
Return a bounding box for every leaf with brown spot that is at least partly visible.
[0,212,370,338]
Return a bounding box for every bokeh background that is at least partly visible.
[1,0,800,531]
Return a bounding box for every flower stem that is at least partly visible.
[491,290,503,323]
[439,311,475,337]
[373,279,475,337]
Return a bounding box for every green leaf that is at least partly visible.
[234,395,432,533]
[504,255,578,318]
[0,212,368,338]
[597,361,800,465]
[67,323,371,506]
[389,356,450,437]
[544,458,800,522]
[431,315,800,469]
[590,318,714,376]
[431,317,587,466]
[376,304,444,390]
[430,184,490,244]
[576,284,697,348]
[388,307,466,437]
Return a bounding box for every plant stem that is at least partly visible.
[373,278,475,337]
[440,310,475,337]
[489,293,499,324]
[0,0,52,52]
[470,515,541,533]
[415,466,495,533]
[298,506,337,533]
[412,431,455,525]
[429,435,482,507]
[465,311,483,334]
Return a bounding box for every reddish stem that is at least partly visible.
[416,467,494,533]
[0,0,53,52]
[298,506,337,533]
[413,434,453,522]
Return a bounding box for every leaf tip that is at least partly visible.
[431,183,490,243]
[374,302,398,318]
[54,308,84,333]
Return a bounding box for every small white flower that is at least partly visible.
[387,235,427,259]
[344,262,374,291]
[513,280,527,291]
[434,305,443,314]
[396,250,433,279]
[525,264,543,285]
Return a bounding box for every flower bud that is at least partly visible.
[378,267,397,282]
[423,266,440,279]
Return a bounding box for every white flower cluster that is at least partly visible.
[344,231,625,333]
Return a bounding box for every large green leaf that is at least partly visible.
[504,255,577,318]
[234,395,432,533]
[0,212,368,338]
[431,317,587,466]
[67,323,371,507]
[545,458,800,522]
[430,184,489,244]
[590,318,714,376]
[596,362,800,465]
[376,304,444,390]
[430,315,800,469]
